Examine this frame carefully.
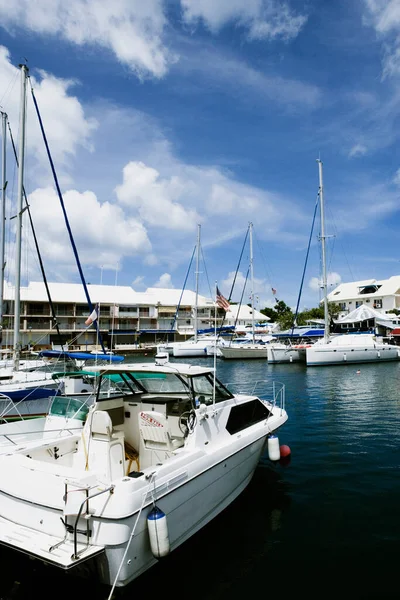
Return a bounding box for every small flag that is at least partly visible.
[85,305,98,326]
[272,287,277,295]
[216,287,230,311]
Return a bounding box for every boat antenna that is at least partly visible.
[29,81,106,354]
[317,159,329,343]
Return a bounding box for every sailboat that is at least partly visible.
[219,222,269,359]
[305,160,400,366]
[172,224,220,357]
[0,66,61,402]
[0,66,123,416]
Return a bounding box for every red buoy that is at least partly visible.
[280,445,291,459]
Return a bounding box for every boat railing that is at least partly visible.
[0,425,84,445]
[58,484,115,560]
[223,379,285,411]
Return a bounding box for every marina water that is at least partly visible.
[1,356,400,599]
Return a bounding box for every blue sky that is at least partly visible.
[0,0,399,312]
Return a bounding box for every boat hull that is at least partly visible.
[267,345,306,364]
[219,346,268,359]
[0,435,270,587]
[306,344,400,366]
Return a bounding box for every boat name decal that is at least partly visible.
[140,412,163,427]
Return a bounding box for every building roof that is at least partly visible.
[328,275,400,302]
[2,281,214,308]
[3,281,139,304]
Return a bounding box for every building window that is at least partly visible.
[373,300,382,309]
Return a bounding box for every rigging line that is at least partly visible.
[29,80,106,354]
[7,119,66,352]
[0,69,19,110]
[228,266,250,346]
[228,225,249,302]
[291,192,319,335]
[200,245,212,299]
[165,245,196,342]
[216,225,250,342]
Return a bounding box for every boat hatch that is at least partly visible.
[0,516,104,569]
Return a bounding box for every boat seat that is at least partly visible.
[91,410,123,441]
[139,411,184,451]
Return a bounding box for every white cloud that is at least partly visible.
[349,143,368,158]
[153,273,174,288]
[0,47,97,184]
[177,48,321,111]
[394,168,400,185]
[309,272,342,292]
[26,186,152,279]
[363,0,400,78]
[115,161,201,231]
[0,0,173,78]
[181,0,307,41]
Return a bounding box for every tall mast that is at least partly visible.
[317,159,329,343]
[194,224,200,343]
[249,222,254,343]
[13,64,29,371]
[0,111,7,335]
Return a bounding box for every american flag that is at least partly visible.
[272,287,277,295]
[216,287,230,311]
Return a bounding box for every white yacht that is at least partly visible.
[305,160,400,367]
[305,333,399,366]
[0,355,288,589]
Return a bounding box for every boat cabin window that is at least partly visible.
[190,374,233,405]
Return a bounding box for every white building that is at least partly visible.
[327,276,400,319]
[0,281,225,350]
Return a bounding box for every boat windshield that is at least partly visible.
[49,397,90,421]
[190,374,233,405]
[126,372,190,394]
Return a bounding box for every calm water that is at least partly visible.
[2,356,400,599]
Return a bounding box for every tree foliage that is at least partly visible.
[260,299,340,330]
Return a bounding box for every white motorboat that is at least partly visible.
[172,335,223,357]
[0,354,288,589]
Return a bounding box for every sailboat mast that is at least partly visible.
[13,64,29,371]
[317,159,329,343]
[194,224,200,343]
[0,111,7,333]
[249,222,255,343]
